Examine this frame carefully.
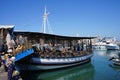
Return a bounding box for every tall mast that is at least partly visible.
[43,6,48,33]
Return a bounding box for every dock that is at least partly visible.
[0,66,7,80]
[0,72,7,80]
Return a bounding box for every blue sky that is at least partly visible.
[0,0,120,39]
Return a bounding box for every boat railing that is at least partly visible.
[34,48,93,58]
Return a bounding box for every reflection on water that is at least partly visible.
[109,64,120,80]
[20,63,95,80]
[94,50,119,58]
[93,50,120,80]
[109,64,120,71]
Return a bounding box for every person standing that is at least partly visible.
[7,57,15,80]
[5,49,14,72]
[7,57,21,80]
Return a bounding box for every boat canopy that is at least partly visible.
[14,31,96,40]
[0,25,14,29]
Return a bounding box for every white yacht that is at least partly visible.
[105,41,119,50]
[93,37,119,50]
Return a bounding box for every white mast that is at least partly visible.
[43,6,48,33]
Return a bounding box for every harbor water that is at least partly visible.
[20,50,120,80]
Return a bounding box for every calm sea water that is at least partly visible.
[20,50,120,80]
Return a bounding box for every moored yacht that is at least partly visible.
[93,37,119,50]
[105,41,119,50]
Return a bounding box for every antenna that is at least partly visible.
[42,6,53,34]
[43,6,48,33]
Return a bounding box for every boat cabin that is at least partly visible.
[14,31,95,58]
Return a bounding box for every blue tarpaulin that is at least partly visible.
[15,48,34,62]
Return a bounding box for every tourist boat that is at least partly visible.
[0,25,95,71]
[14,31,94,70]
[0,26,95,71]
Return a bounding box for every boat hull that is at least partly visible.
[15,54,93,71]
[112,58,120,66]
